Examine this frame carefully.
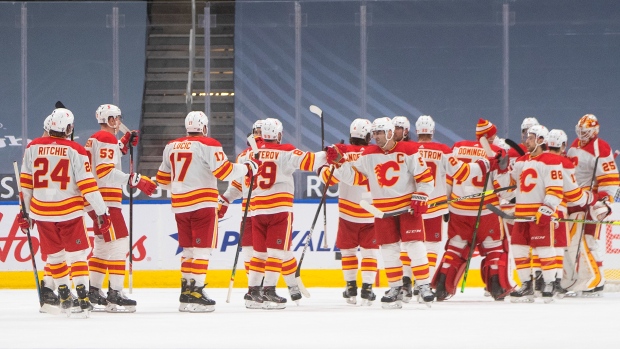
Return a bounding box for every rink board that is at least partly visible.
[1,202,619,288]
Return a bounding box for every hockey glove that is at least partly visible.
[325,144,347,166]
[218,195,230,219]
[535,205,554,227]
[16,212,33,234]
[475,158,494,173]
[119,131,139,155]
[409,192,429,218]
[590,198,612,221]
[129,173,157,196]
[243,157,262,178]
[97,212,112,236]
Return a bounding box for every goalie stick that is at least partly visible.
[479,136,509,170]
[359,200,409,218]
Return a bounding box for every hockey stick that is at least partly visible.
[127,131,137,294]
[428,185,516,208]
[485,203,619,225]
[359,200,408,218]
[479,136,509,170]
[13,161,44,309]
[461,171,491,293]
[294,166,335,288]
[505,138,526,156]
[310,105,328,249]
[226,136,259,303]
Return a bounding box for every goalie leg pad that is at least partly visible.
[432,248,468,300]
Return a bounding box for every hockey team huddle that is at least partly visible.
[15,104,619,316]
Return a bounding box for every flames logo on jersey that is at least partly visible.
[374,161,399,187]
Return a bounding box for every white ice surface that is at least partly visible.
[1,287,619,349]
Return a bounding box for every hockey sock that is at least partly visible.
[360,248,378,285]
[400,251,413,278]
[381,243,404,287]
[340,248,359,281]
[281,257,298,286]
[242,246,254,275]
[264,257,282,286]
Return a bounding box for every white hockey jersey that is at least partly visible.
[249,142,327,216]
[553,153,589,214]
[221,146,253,214]
[20,136,107,222]
[84,130,130,211]
[510,152,564,217]
[335,141,434,215]
[319,144,374,224]
[567,137,620,199]
[156,136,248,214]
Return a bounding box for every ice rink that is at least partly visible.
[1,287,619,349]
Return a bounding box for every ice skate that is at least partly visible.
[57,285,82,317]
[178,278,192,312]
[381,286,403,309]
[418,283,434,307]
[510,280,535,303]
[188,282,216,313]
[88,286,108,312]
[288,285,302,305]
[542,282,555,304]
[39,280,61,315]
[580,284,604,298]
[244,286,264,309]
[434,273,451,301]
[554,278,568,299]
[401,276,413,303]
[413,279,419,296]
[106,289,137,313]
[262,286,287,309]
[70,284,93,318]
[489,275,507,301]
[360,283,376,306]
[533,271,543,298]
[342,280,357,305]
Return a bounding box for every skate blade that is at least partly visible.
[178,303,191,312]
[91,305,108,313]
[345,296,357,305]
[543,297,554,304]
[579,292,602,298]
[381,301,402,309]
[262,301,286,310]
[483,291,491,297]
[244,300,264,309]
[510,296,535,303]
[39,304,62,315]
[360,299,373,306]
[424,301,432,308]
[65,307,90,319]
[105,304,136,313]
[189,304,215,313]
[402,295,412,303]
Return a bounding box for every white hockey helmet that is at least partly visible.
[48,108,75,135]
[261,118,283,140]
[185,111,208,134]
[252,120,264,131]
[521,117,539,132]
[575,114,599,143]
[527,124,549,144]
[350,118,372,139]
[372,117,394,135]
[95,104,122,124]
[392,116,410,131]
[547,129,568,148]
[415,115,435,135]
[43,115,52,132]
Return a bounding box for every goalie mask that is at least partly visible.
[96,104,122,128]
[48,108,75,136]
[261,118,283,141]
[350,118,372,139]
[415,115,435,135]
[185,111,208,135]
[547,129,567,149]
[575,114,599,143]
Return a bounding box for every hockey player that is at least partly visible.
[333,117,436,309]
[218,120,306,308]
[508,125,565,303]
[84,104,157,312]
[156,111,259,312]
[318,118,379,305]
[433,118,513,301]
[17,108,111,315]
[242,118,334,309]
[566,114,619,294]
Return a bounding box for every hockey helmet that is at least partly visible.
[547,129,568,148]
[48,108,75,135]
[95,104,122,125]
[261,118,283,140]
[185,111,208,135]
[350,118,372,139]
[415,115,435,135]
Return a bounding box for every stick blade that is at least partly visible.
[309,105,323,117]
[505,138,526,156]
[478,136,496,157]
[55,101,65,109]
[360,200,384,218]
[118,123,131,134]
